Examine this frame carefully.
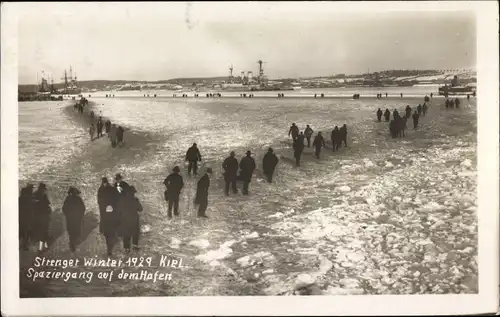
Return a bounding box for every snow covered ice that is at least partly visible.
[18,94,478,297]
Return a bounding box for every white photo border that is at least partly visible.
[1,1,498,315]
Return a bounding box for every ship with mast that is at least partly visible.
[215,60,294,92]
[36,71,55,94]
[53,66,82,95]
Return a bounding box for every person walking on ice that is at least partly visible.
[185,143,202,176]
[89,124,95,141]
[262,148,279,183]
[32,183,52,253]
[312,132,326,159]
[117,186,143,253]
[239,151,256,195]
[304,125,314,147]
[163,166,184,219]
[62,187,86,253]
[194,168,212,218]
[222,151,239,196]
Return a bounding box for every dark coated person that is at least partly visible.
[405,105,412,119]
[377,108,383,122]
[163,166,184,218]
[116,125,124,145]
[422,103,428,116]
[331,126,340,151]
[384,109,391,122]
[19,184,34,250]
[185,143,202,176]
[194,168,212,218]
[393,110,400,120]
[97,117,104,138]
[222,151,239,196]
[239,150,256,195]
[105,120,111,135]
[289,123,299,141]
[339,124,348,148]
[32,182,52,252]
[312,132,326,159]
[114,173,130,195]
[293,134,305,167]
[62,187,86,253]
[97,177,116,233]
[117,186,143,253]
[262,147,279,183]
[98,177,119,256]
[412,111,420,129]
[304,125,314,148]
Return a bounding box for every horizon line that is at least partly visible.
[19,67,477,86]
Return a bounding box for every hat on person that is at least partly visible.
[173,166,181,173]
[246,150,252,156]
[115,173,122,181]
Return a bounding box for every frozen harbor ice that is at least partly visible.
[18,93,477,296]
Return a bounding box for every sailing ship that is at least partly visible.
[54,66,82,95]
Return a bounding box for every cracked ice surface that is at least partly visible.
[19,97,477,297]
[268,142,477,295]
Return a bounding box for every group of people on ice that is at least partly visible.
[73,97,88,113]
[75,100,125,147]
[376,100,429,138]
[161,143,279,221]
[445,98,461,109]
[288,123,348,166]
[19,174,145,256]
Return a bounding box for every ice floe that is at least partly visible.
[189,239,210,249]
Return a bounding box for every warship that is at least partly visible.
[217,60,294,92]
[438,75,475,96]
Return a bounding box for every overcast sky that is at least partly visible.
[17,2,476,84]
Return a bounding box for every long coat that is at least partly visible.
[185,146,202,162]
[98,184,118,234]
[117,194,143,237]
[31,191,52,242]
[313,134,325,149]
[109,126,117,143]
[195,174,210,204]
[293,137,305,157]
[116,127,124,142]
[62,195,86,238]
[19,190,34,239]
[384,110,391,121]
[105,121,111,134]
[239,156,256,182]
[262,152,279,175]
[163,173,184,200]
[222,156,239,179]
[331,128,340,144]
[289,125,299,138]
